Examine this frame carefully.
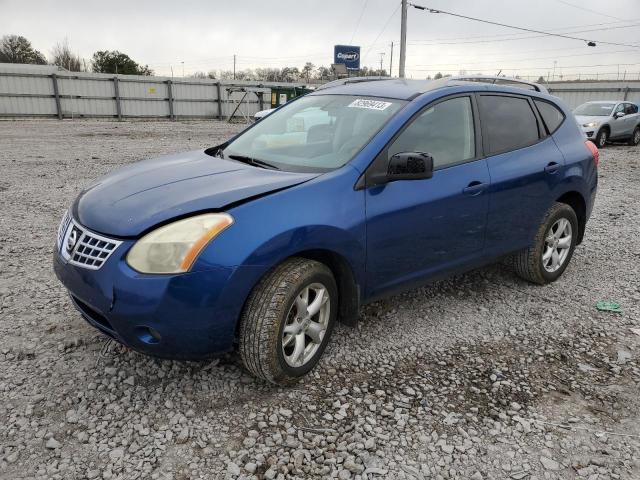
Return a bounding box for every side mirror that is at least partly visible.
[615,111,626,119]
[368,152,434,186]
[387,152,434,181]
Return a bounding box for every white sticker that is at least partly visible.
[348,99,392,111]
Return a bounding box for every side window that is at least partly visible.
[388,96,475,169]
[614,104,625,115]
[534,99,565,134]
[625,103,638,115]
[478,95,540,155]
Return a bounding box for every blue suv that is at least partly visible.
[54,76,598,384]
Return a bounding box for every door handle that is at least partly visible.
[544,162,561,174]
[463,181,487,196]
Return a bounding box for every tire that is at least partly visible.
[595,128,608,148]
[238,257,338,385]
[513,202,579,285]
[628,127,640,146]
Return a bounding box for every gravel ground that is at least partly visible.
[1,119,639,480]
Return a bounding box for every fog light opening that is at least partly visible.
[135,326,162,345]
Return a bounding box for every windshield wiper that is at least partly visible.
[227,154,280,170]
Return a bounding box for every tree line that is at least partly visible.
[0,35,153,75]
[0,34,388,82]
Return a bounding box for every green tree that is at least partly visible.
[91,50,153,75]
[434,72,443,79]
[0,35,47,64]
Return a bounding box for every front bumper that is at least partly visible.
[53,245,265,360]
[579,125,598,139]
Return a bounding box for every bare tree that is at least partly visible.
[51,39,82,71]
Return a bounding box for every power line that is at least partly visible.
[554,0,628,22]
[350,0,369,44]
[408,2,640,49]
[407,23,640,46]
[363,2,401,63]
[409,48,639,68]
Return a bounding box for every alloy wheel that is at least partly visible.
[281,283,331,367]
[542,218,572,273]
[634,129,640,145]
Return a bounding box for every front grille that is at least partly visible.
[58,212,122,270]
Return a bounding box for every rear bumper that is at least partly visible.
[53,249,265,360]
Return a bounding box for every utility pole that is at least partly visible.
[399,0,407,78]
[181,61,185,77]
[379,52,386,74]
[389,41,394,77]
[233,54,236,80]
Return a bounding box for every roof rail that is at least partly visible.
[448,75,548,93]
[316,76,389,91]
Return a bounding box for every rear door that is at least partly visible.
[478,94,566,256]
[624,102,639,135]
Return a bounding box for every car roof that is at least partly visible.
[583,101,617,104]
[310,76,547,101]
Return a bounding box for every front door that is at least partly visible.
[365,95,490,297]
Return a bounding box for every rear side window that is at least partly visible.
[625,103,638,114]
[478,95,540,155]
[534,99,565,134]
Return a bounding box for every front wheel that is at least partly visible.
[595,128,608,148]
[513,203,578,284]
[628,127,640,146]
[238,258,337,385]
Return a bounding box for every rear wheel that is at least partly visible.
[238,258,337,385]
[595,128,608,148]
[628,127,640,146]
[513,203,578,284]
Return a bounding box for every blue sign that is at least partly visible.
[334,45,360,70]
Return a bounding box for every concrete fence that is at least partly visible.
[0,65,308,120]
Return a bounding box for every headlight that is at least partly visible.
[127,213,233,274]
[582,122,598,128]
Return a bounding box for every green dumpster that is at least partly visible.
[270,86,313,109]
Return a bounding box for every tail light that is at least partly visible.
[585,140,599,167]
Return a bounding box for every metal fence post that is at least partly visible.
[51,74,62,120]
[623,86,630,101]
[167,80,175,120]
[113,76,122,120]
[216,82,223,120]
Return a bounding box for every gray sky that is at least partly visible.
[1,0,639,80]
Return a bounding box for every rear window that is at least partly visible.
[478,95,540,155]
[534,99,565,134]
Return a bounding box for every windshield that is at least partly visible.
[222,94,405,173]
[574,103,615,117]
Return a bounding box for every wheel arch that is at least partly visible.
[287,249,360,326]
[556,191,587,244]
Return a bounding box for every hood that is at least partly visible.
[575,115,606,126]
[73,150,317,237]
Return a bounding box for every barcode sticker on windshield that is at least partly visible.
[348,99,392,111]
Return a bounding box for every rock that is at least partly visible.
[243,437,256,448]
[108,448,124,461]
[227,462,241,476]
[245,462,257,474]
[540,456,561,471]
[65,409,79,424]
[441,444,454,454]
[176,427,190,444]
[471,472,483,480]
[45,438,61,449]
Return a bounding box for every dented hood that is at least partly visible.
[73,150,317,237]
